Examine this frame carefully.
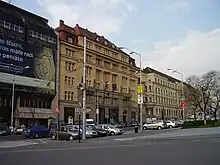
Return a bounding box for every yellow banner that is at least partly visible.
[138,85,143,94]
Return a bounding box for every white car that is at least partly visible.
[98,124,123,136]
[143,120,167,130]
[166,120,177,128]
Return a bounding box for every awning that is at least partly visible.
[15,107,55,119]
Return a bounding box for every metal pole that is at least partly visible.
[11,73,15,127]
[82,37,87,140]
[78,113,81,143]
[55,30,60,139]
[139,56,143,132]
[96,90,99,124]
[180,74,185,121]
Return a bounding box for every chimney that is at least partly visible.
[76,24,79,27]
[60,20,64,26]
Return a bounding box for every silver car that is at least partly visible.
[143,120,167,130]
[98,124,123,136]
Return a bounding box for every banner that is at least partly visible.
[0,34,56,91]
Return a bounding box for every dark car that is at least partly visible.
[87,125,108,137]
[0,125,10,136]
[23,125,50,138]
[51,127,81,140]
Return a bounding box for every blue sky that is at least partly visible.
[5,0,220,79]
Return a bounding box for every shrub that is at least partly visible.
[182,120,220,129]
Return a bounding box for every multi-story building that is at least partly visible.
[0,1,57,126]
[56,20,139,124]
[142,67,186,121]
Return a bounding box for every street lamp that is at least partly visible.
[119,47,143,132]
[167,68,185,121]
[10,64,30,127]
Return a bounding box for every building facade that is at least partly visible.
[56,20,139,125]
[142,67,186,121]
[0,1,57,126]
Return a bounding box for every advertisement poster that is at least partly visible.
[0,34,56,92]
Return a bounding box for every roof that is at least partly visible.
[0,1,48,25]
[143,67,181,84]
[55,20,76,35]
[73,23,134,58]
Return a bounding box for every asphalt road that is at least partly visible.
[0,133,219,165]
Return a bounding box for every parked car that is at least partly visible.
[166,120,177,128]
[143,120,167,130]
[51,126,81,140]
[86,119,96,126]
[130,121,139,127]
[176,120,184,127]
[23,125,50,138]
[87,125,108,137]
[15,126,26,135]
[98,124,123,136]
[0,125,10,136]
[67,125,98,138]
[111,122,123,128]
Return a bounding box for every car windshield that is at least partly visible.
[69,129,78,133]
[108,125,116,129]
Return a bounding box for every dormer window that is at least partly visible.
[112,44,115,48]
[68,37,73,43]
[96,37,99,42]
[104,41,107,45]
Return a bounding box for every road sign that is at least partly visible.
[138,94,143,104]
[68,116,73,124]
[75,108,91,113]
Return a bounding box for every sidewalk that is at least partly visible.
[114,127,220,141]
[0,140,38,149]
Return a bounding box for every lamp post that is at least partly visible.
[167,68,185,121]
[82,37,87,140]
[119,47,143,132]
[10,64,30,127]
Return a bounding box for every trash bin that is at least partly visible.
[134,126,138,133]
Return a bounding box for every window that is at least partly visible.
[66,48,74,57]
[68,37,73,43]
[4,21,10,29]
[96,58,102,66]
[95,45,101,52]
[65,61,75,71]
[65,76,68,84]
[104,61,111,68]
[86,55,92,61]
[112,64,118,70]
[65,91,68,100]
[112,52,118,59]
[87,42,92,49]
[86,67,92,77]
[149,86,152,92]
[71,92,74,101]
[104,49,109,55]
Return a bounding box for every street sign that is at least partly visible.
[96,108,99,114]
[138,94,143,104]
[68,116,73,124]
[75,108,91,113]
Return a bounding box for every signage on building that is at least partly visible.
[0,34,56,91]
[138,94,143,104]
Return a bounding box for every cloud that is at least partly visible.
[143,28,220,79]
[165,0,190,11]
[37,0,135,35]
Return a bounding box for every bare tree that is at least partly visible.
[186,71,220,124]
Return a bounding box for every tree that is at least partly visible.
[186,71,220,124]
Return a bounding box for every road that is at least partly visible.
[0,128,219,165]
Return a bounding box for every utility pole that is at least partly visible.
[96,89,99,124]
[10,69,15,127]
[82,37,87,140]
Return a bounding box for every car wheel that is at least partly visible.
[52,134,56,140]
[157,126,162,130]
[110,131,115,136]
[69,135,74,141]
[35,133,39,138]
[143,126,147,130]
[169,125,173,129]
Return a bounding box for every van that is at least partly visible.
[86,119,96,126]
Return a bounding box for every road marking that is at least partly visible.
[0,144,138,154]
[0,141,38,149]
